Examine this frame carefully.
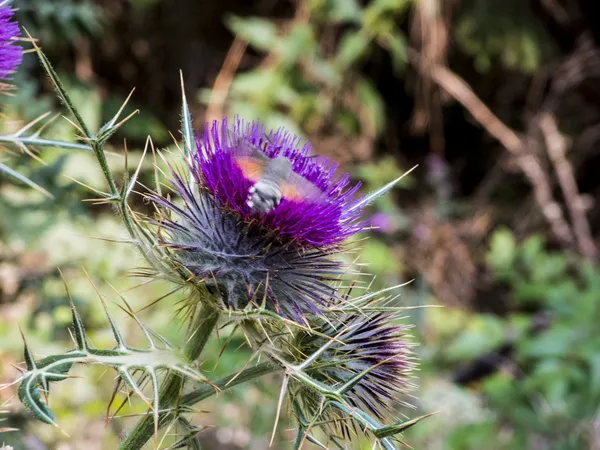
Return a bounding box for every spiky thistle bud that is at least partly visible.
[0,2,21,82]
[285,303,417,440]
[146,117,370,322]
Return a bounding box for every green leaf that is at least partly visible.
[446,315,505,360]
[227,16,279,52]
[18,377,57,425]
[0,161,53,198]
[355,77,385,134]
[520,234,544,268]
[325,0,362,23]
[520,326,578,358]
[486,227,516,274]
[374,412,437,438]
[384,31,407,74]
[336,31,370,68]
[530,254,568,283]
[280,24,314,68]
[180,72,195,159]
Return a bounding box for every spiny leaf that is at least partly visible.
[97,88,138,145]
[373,412,438,439]
[84,269,126,350]
[59,270,88,352]
[347,165,418,214]
[18,325,36,371]
[180,71,195,159]
[17,353,75,426]
[18,377,56,425]
[170,416,203,450]
[24,28,92,139]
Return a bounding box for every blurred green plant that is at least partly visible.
[455,0,553,73]
[447,228,600,449]
[201,0,409,139]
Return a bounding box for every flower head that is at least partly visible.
[148,170,345,322]
[145,117,374,322]
[193,117,364,247]
[0,4,22,81]
[288,308,416,438]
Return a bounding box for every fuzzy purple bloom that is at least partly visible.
[193,117,363,247]
[0,5,22,80]
[147,171,344,322]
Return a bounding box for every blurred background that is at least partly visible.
[2,0,600,448]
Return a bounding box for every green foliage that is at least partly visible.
[16,0,103,44]
[217,0,412,138]
[448,230,600,448]
[455,0,553,73]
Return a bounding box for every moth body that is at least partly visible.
[229,135,322,215]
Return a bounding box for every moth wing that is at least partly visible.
[235,156,266,182]
[226,129,271,181]
[281,171,324,203]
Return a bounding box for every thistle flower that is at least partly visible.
[146,117,372,321]
[288,310,416,438]
[194,117,363,247]
[0,3,22,81]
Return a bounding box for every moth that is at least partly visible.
[228,135,322,215]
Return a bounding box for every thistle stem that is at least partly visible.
[118,302,219,450]
[180,361,279,406]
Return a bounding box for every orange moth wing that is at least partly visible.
[281,183,304,202]
[234,156,265,182]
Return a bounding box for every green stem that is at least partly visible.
[118,303,219,450]
[91,141,119,197]
[181,362,279,406]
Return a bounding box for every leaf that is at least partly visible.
[0,161,53,198]
[18,377,57,425]
[520,326,578,358]
[530,254,568,283]
[336,31,370,68]
[520,234,544,268]
[17,354,74,425]
[446,315,505,361]
[279,24,314,68]
[326,0,362,23]
[374,412,437,438]
[355,77,385,134]
[227,16,279,53]
[384,31,407,74]
[486,227,516,274]
[180,71,195,159]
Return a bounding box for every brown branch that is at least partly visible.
[539,113,597,260]
[407,49,575,248]
[205,36,247,125]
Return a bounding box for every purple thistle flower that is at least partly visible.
[0,4,22,81]
[193,117,364,247]
[147,170,344,322]
[290,311,416,438]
